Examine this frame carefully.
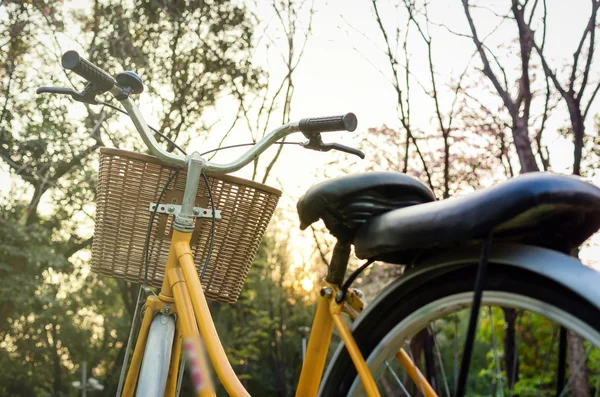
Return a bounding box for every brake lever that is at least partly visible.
[301,139,365,159]
[36,86,98,104]
[324,142,365,159]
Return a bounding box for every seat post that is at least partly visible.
[326,239,351,285]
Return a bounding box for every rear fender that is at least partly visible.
[360,243,600,321]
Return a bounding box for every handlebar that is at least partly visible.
[118,93,302,172]
[299,113,357,136]
[44,50,363,173]
[62,51,116,92]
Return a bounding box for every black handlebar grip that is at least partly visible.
[61,50,116,92]
[299,113,358,135]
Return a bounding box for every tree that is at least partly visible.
[0,0,264,394]
[208,234,315,396]
[461,0,540,173]
[336,0,599,394]
[461,0,600,394]
[533,0,600,176]
[224,0,315,184]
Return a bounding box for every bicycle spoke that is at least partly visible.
[557,342,592,397]
[508,311,523,397]
[429,323,451,397]
[488,306,505,397]
[535,326,558,397]
[385,360,412,397]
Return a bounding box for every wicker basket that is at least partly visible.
[91,148,281,303]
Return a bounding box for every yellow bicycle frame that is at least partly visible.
[120,229,436,397]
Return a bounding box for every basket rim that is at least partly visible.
[100,147,282,197]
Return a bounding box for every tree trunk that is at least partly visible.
[117,280,139,319]
[567,101,585,176]
[25,184,42,225]
[502,117,535,392]
[51,323,62,397]
[566,248,590,396]
[269,349,287,397]
[503,308,519,392]
[409,331,424,395]
[380,374,395,396]
[410,329,439,394]
[443,131,450,199]
[104,341,128,397]
[568,331,590,397]
[512,118,540,173]
[423,329,438,393]
[277,269,288,396]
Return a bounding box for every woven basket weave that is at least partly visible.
[91,148,281,303]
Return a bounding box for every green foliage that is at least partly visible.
[210,236,315,396]
[383,306,600,397]
[77,0,262,146]
[0,0,268,395]
[0,203,133,396]
[0,205,71,329]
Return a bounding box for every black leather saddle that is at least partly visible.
[298,172,600,264]
[297,172,435,239]
[355,172,600,262]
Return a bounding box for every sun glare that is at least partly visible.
[300,277,314,292]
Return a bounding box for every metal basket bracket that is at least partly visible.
[148,202,221,219]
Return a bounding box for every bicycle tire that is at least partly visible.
[319,264,600,396]
[136,314,176,397]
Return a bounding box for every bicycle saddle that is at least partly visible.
[297,172,435,240]
[354,172,600,262]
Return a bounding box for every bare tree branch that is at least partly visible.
[576,0,600,100]
[310,225,329,267]
[463,0,540,173]
[512,0,534,122]
[584,80,600,119]
[532,0,600,174]
[462,0,517,117]
[404,0,453,196]
[372,0,409,126]
[535,75,552,170]
[64,237,93,258]
[208,108,243,162]
[260,0,314,184]
[471,3,514,20]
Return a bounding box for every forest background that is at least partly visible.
[1,0,600,395]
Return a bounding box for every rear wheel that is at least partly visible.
[320,265,600,396]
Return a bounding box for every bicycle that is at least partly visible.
[37,50,600,397]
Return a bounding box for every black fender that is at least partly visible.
[364,243,600,322]
[318,243,600,396]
